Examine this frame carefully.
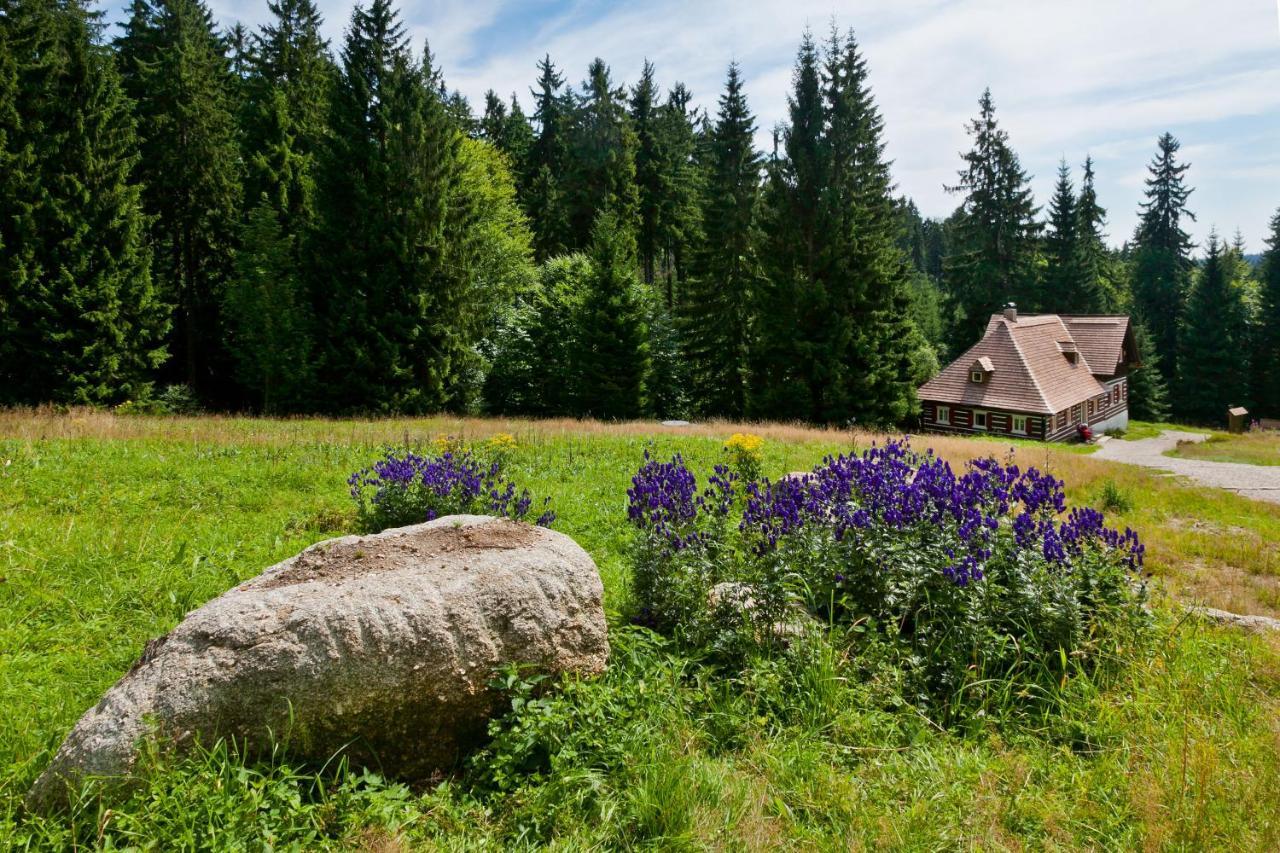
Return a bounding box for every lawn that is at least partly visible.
[2,410,1280,849]
[1168,430,1280,467]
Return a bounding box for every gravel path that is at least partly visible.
[1093,429,1280,504]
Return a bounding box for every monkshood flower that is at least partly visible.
[349,448,553,530]
[739,437,1142,586]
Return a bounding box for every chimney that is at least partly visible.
[1003,302,1018,323]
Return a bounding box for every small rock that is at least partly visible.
[1189,606,1280,633]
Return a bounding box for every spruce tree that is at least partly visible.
[224,200,309,411]
[652,82,704,306]
[1253,208,1280,416]
[566,58,639,246]
[1,0,166,405]
[1176,234,1249,424]
[1131,132,1195,372]
[314,3,464,412]
[1072,156,1116,312]
[754,31,824,418]
[756,29,927,424]
[630,60,661,285]
[810,29,926,425]
[0,9,31,369]
[526,55,572,259]
[682,62,762,417]
[116,0,241,399]
[944,89,1041,348]
[1127,317,1171,422]
[1041,160,1077,313]
[574,208,649,418]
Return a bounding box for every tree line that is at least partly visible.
[2,0,1279,425]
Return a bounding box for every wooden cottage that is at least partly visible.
[917,305,1138,441]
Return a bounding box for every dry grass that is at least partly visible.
[1170,430,1280,467]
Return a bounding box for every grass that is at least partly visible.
[2,410,1280,848]
[1167,431,1280,467]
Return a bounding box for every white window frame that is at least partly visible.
[973,410,988,431]
[970,370,984,384]
[1012,415,1027,435]
[936,405,950,425]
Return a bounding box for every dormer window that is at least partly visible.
[971,370,984,384]
[1058,341,1079,365]
[969,356,994,384]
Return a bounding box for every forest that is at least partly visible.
[2,0,1279,426]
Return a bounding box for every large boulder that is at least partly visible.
[28,515,608,811]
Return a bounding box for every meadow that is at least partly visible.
[1168,430,1280,467]
[3,410,1280,849]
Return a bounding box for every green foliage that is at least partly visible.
[943,89,1041,348]
[1041,160,1078,312]
[224,200,312,412]
[1131,132,1196,371]
[574,209,650,419]
[1096,479,1134,513]
[1252,208,1280,417]
[1177,234,1251,424]
[1128,317,1172,422]
[752,31,927,426]
[117,0,242,399]
[0,0,166,406]
[682,63,762,419]
[484,253,594,416]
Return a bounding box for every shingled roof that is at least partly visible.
[920,314,1121,414]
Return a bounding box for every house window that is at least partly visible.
[973,411,988,430]
[971,370,984,384]
[936,405,950,425]
[1088,399,1095,416]
[1122,381,1128,399]
[1012,415,1027,435]
[1113,386,1121,403]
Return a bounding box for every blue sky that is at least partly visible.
[107,0,1280,251]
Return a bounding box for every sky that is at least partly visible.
[110,0,1280,250]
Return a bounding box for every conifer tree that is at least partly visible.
[1041,160,1077,313]
[682,63,762,417]
[651,82,704,305]
[810,29,926,425]
[242,0,332,227]
[944,89,1041,348]
[224,200,310,411]
[754,31,825,417]
[116,0,241,398]
[1072,156,1117,312]
[1,0,166,405]
[526,55,572,258]
[1253,208,1280,416]
[314,2,464,411]
[0,10,30,367]
[756,29,926,424]
[1176,234,1249,424]
[574,208,649,418]
[566,58,639,246]
[478,90,533,197]
[630,60,662,285]
[1132,132,1195,370]
[1127,317,1171,422]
